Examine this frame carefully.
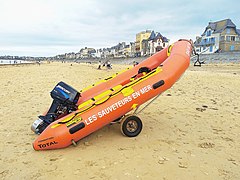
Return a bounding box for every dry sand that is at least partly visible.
[0,62,240,180]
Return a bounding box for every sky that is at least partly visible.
[0,0,239,57]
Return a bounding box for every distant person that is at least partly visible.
[106,60,112,69]
[133,61,139,66]
[97,61,102,70]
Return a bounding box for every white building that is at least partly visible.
[195,19,240,54]
[147,31,169,56]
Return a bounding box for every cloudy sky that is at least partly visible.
[0,0,239,57]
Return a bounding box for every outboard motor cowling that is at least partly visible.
[31,81,80,134]
[50,81,80,105]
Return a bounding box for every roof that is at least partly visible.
[148,32,165,42]
[155,32,163,39]
[162,37,168,42]
[203,19,237,35]
[206,22,216,30]
[148,31,156,40]
[237,29,240,36]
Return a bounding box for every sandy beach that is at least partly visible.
[0,62,240,180]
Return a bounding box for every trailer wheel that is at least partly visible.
[120,115,142,137]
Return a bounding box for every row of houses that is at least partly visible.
[52,18,240,60]
[194,19,240,54]
[55,47,96,60]
[54,30,170,60]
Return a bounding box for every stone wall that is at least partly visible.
[220,41,240,52]
[191,51,240,64]
[69,51,240,65]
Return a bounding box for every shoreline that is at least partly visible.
[0,62,38,67]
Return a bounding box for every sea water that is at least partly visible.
[0,59,32,65]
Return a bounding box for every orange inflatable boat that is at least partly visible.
[31,39,193,150]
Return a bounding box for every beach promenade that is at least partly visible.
[0,62,240,179]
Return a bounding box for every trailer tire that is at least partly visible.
[120,115,142,137]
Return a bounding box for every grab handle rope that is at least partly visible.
[57,67,160,125]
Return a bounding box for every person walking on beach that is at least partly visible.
[97,60,102,70]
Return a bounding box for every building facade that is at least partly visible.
[135,30,152,56]
[148,31,169,56]
[79,47,96,58]
[195,19,240,54]
[135,30,169,56]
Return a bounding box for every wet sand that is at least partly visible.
[0,62,240,179]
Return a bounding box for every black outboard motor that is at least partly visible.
[31,81,80,134]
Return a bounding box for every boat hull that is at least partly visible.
[33,40,192,150]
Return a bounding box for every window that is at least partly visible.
[210,46,213,52]
[210,37,215,43]
[220,36,225,41]
[226,28,231,34]
[230,36,235,41]
[206,30,212,37]
[230,45,235,51]
[226,36,230,41]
